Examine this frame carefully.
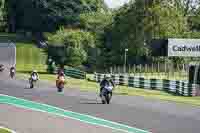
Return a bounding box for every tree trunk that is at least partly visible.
[8,13,16,33]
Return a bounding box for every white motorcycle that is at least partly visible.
[10,68,15,79]
[29,75,38,88]
[101,85,113,104]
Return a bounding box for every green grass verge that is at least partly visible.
[0,128,12,133]
[16,42,47,74]
[16,43,47,66]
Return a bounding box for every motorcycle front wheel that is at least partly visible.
[105,94,110,104]
[30,83,33,88]
[30,80,35,88]
[57,83,64,92]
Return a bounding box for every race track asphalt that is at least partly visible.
[1,73,200,133]
[0,104,122,133]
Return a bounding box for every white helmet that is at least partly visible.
[33,70,37,73]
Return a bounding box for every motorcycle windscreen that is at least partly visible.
[32,75,37,80]
[104,86,113,92]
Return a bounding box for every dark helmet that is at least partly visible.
[60,71,64,76]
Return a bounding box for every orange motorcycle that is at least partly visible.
[56,76,65,92]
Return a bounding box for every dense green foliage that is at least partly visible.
[0,0,6,31]
[1,0,200,71]
[46,28,95,67]
[5,0,108,32]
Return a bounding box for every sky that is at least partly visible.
[104,0,130,9]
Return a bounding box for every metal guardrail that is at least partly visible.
[64,69,86,79]
[94,73,197,97]
[53,67,86,79]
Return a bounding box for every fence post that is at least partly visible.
[133,64,136,74]
[175,80,180,95]
[163,79,170,92]
[181,82,185,96]
[145,64,148,73]
[151,63,154,78]
[128,76,134,87]
[110,67,112,74]
[139,77,145,88]
[188,83,192,97]
[119,75,124,85]
[150,79,157,90]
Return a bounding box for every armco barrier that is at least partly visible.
[94,73,197,97]
[64,68,86,79]
[53,67,86,79]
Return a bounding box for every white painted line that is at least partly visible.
[0,94,151,133]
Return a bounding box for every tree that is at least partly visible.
[79,11,112,34]
[147,2,188,39]
[0,0,7,32]
[104,0,150,65]
[101,0,195,66]
[187,5,200,31]
[79,10,113,70]
[5,0,107,33]
[46,28,95,67]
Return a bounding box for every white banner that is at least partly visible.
[168,39,200,57]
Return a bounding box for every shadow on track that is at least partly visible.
[79,98,102,104]
[79,101,102,104]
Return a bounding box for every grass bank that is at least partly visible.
[16,43,47,65]
[0,128,12,133]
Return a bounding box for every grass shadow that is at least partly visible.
[24,87,32,89]
[17,70,32,74]
[113,92,129,95]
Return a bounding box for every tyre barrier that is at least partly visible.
[94,73,197,97]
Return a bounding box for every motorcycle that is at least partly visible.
[101,85,113,104]
[56,76,65,92]
[0,64,4,72]
[10,68,15,78]
[29,75,38,88]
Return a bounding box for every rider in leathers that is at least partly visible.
[10,66,15,77]
[56,71,65,87]
[30,70,39,81]
[99,74,115,97]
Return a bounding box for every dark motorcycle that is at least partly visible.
[0,64,4,72]
[101,86,113,104]
[10,68,15,78]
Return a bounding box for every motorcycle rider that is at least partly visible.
[99,74,115,97]
[0,64,4,72]
[57,71,65,79]
[56,71,65,87]
[29,70,39,81]
[10,66,15,78]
